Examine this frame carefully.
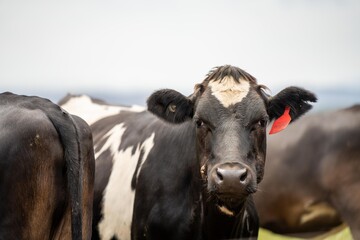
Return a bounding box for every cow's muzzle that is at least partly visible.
[209,162,256,203]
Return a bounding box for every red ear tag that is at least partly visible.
[269,106,291,135]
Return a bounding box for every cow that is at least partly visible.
[60,65,316,240]
[254,105,360,239]
[0,92,95,240]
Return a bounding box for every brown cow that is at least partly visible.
[0,92,95,240]
[255,105,360,239]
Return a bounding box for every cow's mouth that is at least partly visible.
[215,196,245,216]
[216,194,245,210]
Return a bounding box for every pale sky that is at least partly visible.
[0,0,359,104]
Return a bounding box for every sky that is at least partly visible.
[0,0,359,107]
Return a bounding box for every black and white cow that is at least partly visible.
[60,65,317,239]
[0,92,95,240]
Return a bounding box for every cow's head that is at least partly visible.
[147,65,316,213]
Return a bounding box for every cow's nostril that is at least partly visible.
[216,168,223,181]
[239,169,248,182]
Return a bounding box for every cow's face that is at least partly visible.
[147,65,316,212]
[193,77,268,205]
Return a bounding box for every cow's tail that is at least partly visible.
[47,107,83,240]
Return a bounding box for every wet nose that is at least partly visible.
[212,163,252,193]
[216,167,248,183]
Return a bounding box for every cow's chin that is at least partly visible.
[215,196,245,216]
[211,186,257,210]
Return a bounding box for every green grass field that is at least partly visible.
[259,225,352,240]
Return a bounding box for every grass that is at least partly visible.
[259,225,353,240]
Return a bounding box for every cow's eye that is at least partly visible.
[195,119,204,128]
[251,119,268,132]
[258,119,267,128]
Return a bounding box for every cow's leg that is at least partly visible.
[0,115,65,239]
[53,205,72,239]
[29,118,69,239]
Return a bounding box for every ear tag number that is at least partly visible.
[269,106,291,135]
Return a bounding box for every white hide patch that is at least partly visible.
[97,123,155,240]
[60,95,144,125]
[208,76,250,108]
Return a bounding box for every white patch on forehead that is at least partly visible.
[60,95,144,125]
[96,123,155,240]
[208,76,250,108]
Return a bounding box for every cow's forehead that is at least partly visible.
[208,76,251,108]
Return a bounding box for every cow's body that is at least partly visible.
[61,65,316,239]
[254,105,360,239]
[0,92,95,240]
[62,96,260,240]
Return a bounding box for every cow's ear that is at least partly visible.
[147,84,204,123]
[267,86,317,131]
